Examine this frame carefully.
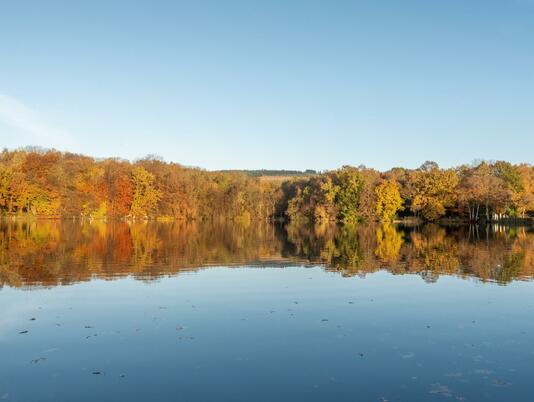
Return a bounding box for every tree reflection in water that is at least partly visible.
[1,219,533,288]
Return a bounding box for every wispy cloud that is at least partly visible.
[0,93,76,148]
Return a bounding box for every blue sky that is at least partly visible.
[1,0,533,170]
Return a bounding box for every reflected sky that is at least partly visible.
[1,267,534,401]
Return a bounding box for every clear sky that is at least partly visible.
[1,0,533,171]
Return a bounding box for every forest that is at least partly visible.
[0,148,533,223]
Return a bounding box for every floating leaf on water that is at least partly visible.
[429,383,453,397]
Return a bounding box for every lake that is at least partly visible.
[1,220,534,401]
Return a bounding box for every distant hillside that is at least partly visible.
[217,169,318,177]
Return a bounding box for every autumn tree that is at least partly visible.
[130,167,161,218]
[355,167,381,220]
[285,178,330,222]
[375,179,403,222]
[331,166,365,224]
[458,162,512,222]
[410,162,459,221]
[0,164,14,213]
[515,164,534,217]
[101,160,133,217]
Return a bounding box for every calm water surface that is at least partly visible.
[1,220,534,401]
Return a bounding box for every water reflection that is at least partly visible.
[1,219,533,288]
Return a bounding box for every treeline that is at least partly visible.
[0,148,280,221]
[0,148,533,222]
[281,161,534,223]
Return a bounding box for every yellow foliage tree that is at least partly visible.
[375,180,403,222]
[411,164,459,221]
[130,167,161,218]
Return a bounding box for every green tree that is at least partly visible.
[332,166,365,224]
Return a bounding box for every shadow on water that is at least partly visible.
[1,219,533,288]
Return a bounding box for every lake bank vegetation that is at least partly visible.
[1,148,533,223]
